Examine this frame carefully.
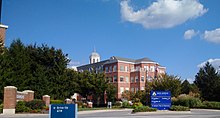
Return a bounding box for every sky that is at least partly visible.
[2,0,220,83]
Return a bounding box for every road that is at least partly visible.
[0,109,220,118]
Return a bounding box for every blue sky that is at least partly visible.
[2,0,220,82]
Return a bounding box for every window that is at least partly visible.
[150,66,155,72]
[141,76,144,82]
[105,67,109,73]
[120,87,124,94]
[135,66,140,71]
[120,76,124,82]
[113,65,117,72]
[125,66,128,72]
[114,75,117,82]
[126,76,129,83]
[131,77,134,83]
[131,88,134,92]
[144,66,149,71]
[141,87,145,90]
[125,88,129,91]
[136,88,139,92]
[120,66,124,71]
[131,66,134,72]
[93,59,95,63]
[135,76,139,82]
[109,66,112,72]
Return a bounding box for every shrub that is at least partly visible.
[114,101,122,107]
[25,99,45,110]
[0,104,3,113]
[202,101,220,109]
[132,102,143,109]
[16,101,30,113]
[0,99,2,104]
[172,94,202,108]
[122,101,132,108]
[50,100,64,104]
[169,105,190,111]
[132,106,157,113]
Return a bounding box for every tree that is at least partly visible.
[106,84,116,103]
[0,39,71,100]
[147,74,182,97]
[181,79,191,94]
[194,62,220,101]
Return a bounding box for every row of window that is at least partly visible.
[105,65,161,73]
[120,87,145,94]
[107,76,146,83]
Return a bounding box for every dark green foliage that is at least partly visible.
[132,106,157,113]
[194,62,220,101]
[181,80,191,94]
[25,99,45,110]
[114,101,122,107]
[122,101,131,108]
[0,39,74,100]
[0,39,116,104]
[202,101,220,109]
[106,84,116,103]
[0,99,2,104]
[50,100,64,104]
[169,105,190,111]
[0,104,3,113]
[146,74,182,97]
[16,101,30,113]
[172,95,202,108]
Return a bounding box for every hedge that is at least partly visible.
[16,101,31,113]
[169,105,190,111]
[50,100,64,104]
[0,104,3,113]
[132,106,157,113]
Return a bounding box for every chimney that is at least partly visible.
[0,24,8,44]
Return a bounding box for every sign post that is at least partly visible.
[150,91,171,110]
[49,104,77,118]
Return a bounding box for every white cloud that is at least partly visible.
[184,29,198,40]
[203,28,220,44]
[198,59,220,72]
[120,0,207,29]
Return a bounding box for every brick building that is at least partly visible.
[77,50,166,99]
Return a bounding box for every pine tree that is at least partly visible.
[194,62,220,101]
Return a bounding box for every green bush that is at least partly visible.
[202,101,220,109]
[16,101,30,113]
[50,100,64,104]
[133,102,143,109]
[0,104,3,113]
[169,105,190,111]
[132,106,157,113]
[172,94,202,108]
[114,101,122,107]
[122,101,132,108]
[25,99,45,110]
[0,99,2,104]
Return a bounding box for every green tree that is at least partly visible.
[194,62,220,101]
[181,79,191,94]
[148,74,182,97]
[106,84,116,103]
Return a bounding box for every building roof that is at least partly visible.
[111,56,155,63]
[77,60,109,71]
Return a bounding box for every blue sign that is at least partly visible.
[49,104,77,118]
[151,91,171,110]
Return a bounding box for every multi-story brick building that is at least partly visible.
[77,50,166,99]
